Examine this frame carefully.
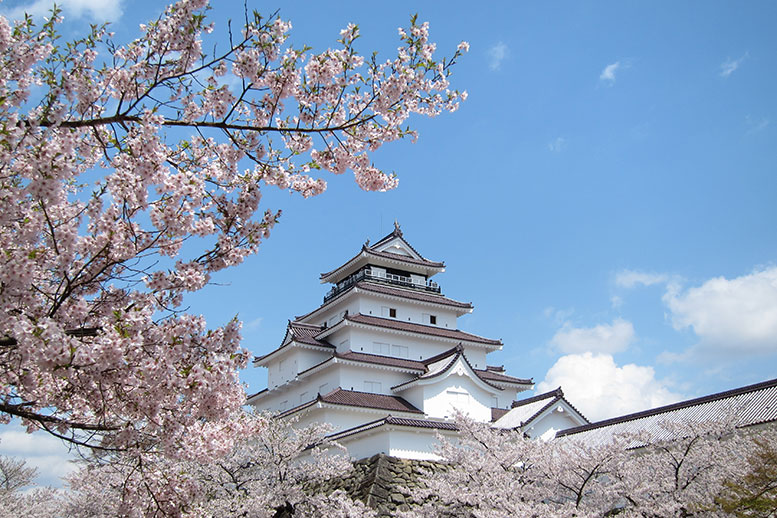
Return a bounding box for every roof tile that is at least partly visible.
[340,313,502,346]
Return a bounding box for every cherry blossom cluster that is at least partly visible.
[402,414,762,518]
[65,412,375,518]
[0,0,466,462]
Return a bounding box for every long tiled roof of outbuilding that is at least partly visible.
[557,377,777,444]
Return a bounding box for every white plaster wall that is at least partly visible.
[493,387,521,409]
[524,409,585,440]
[419,371,497,423]
[295,348,332,373]
[344,327,492,368]
[338,364,415,395]
[339,430,391,460]
[254,366,342,412]
[356,297,458,329]
[387,428,450,461]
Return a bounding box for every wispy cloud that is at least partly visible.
[720,52,748,78]
[547,137,566,153]
[615,270,669,289]
[243,316,263,331]
[487,42,508,71]
[1,0,123,22]
[599,61,621,84]
[745,115,769,134]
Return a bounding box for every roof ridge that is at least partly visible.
[392,346,504,392]
[512,387,564,408]
[343,313,502,346]
[420,345,461,366]
[558,377,777,437]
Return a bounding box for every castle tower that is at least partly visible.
[248,225,540,459]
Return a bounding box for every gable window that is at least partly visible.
[447,389,470,411]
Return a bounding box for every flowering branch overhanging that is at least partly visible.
[0,0,467,458]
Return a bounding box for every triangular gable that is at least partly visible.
[369,221,428,261]
[392,347,503,395]
[493,388,588,433]
[372,235,420,259]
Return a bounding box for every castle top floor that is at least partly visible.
[319,223,446,296]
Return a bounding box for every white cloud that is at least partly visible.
[487,42,508,71]
[547,137,566,153]
[615,270,669,289]
[551,318,635,355]
[537,352,682,421]
[2,0,123,22]
[0,424,78,488]
[664,266,777,355]
[599,61,620,84]
[720,52,748,78]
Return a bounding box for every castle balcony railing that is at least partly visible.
[323,268,440,303]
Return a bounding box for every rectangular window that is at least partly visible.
[430,315,437,325]
[373,342,390,355]
[391,344,409,358]
[423,313,438,325]
[382,306,397,318]
[280,400,288,411]
[364,381,382,392]
[318,383,329,395]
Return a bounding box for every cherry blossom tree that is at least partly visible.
[0,453,63,518]
[0,0,467,461]
[403,415,768,518]
[65,412,376,518]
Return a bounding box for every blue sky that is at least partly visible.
[1,0,776,486]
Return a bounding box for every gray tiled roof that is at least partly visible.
[341,314,502,346]
[277,388,423,418]
[557,377,777,444]
[253,321,334,364]
[355,282,473,309]
[328,415,459,442]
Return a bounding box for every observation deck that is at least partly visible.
[324,268,441,303]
